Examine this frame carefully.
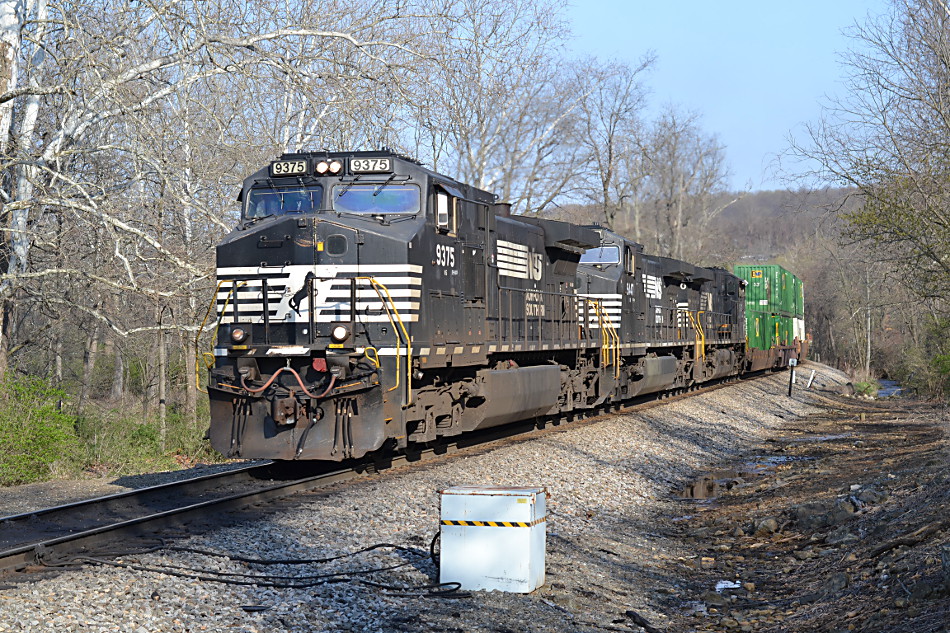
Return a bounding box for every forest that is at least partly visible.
[1,0,947,483]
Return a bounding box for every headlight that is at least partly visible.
[328,160,343,174]
[331,325,350,343]
[230,327,249,343]
[315,160,330,174]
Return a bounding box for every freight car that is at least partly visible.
[733,264,808,371]
[206,150,801,461]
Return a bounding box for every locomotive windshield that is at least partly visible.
[332,184,420,215]
[580,245,620,265]
[246,185,323,218]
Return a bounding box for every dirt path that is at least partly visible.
[653,393,950,633]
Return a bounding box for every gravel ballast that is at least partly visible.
[0,364,850,632]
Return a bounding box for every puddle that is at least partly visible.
[789,433,852,443]
[677,469,756,500]
[676,456,815,500]
[747,454,815,468]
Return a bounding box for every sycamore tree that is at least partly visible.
[0,0,426,381]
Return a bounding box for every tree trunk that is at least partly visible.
[0,0,23,156]
[184,332,198,428]
[54,336,62,384]
[111,344,124,402]
[78,323,101,413]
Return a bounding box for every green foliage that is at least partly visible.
[883,317,950,398]
[852,380,879,397]
[0,374,81,485]
[73,401,219,475]
[933,353,950,376]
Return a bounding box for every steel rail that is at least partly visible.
[0,368,784,576]
[0,462,359,573]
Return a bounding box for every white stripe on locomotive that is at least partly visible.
[215,264,422,323]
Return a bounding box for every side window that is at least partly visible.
[624,247,635,274]
[435,190,456,234]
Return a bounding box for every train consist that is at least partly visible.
[207,150,805,461]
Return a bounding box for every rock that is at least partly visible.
[856,487,886,504]
[733,526,746,538]
[754,517,780,535]
[823,572,850,594]
[830,499,856,521]
[700,557,716,569]
[743,582,756,592]
[793,549,816,560]
[825,525,860,545]
[910,582,933,601]
[792,502,832,529]
[703,591,729,607]
[720,617,739,628]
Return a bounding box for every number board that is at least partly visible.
[350,157,392,174]
[270,159,307,177]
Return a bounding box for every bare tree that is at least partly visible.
[793,0,950,303]
[641,106,731,260]
[0,0,429,379]
[573,58,654,234]
[408,0,581,213]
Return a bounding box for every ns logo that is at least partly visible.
[529,252,543,281]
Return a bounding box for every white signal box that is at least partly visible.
[439,486,547,593]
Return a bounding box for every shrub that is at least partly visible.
[852,380,879,397]
[0,374,81,485]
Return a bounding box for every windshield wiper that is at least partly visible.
[373,173,397,197]
[242,213,274,228]
[336,175,361,198]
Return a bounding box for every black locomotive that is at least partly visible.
[207,150,794,461]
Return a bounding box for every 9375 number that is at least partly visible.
[271,160,307,176]
[351,158,392,173]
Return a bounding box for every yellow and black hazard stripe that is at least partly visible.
[441,517,547,528]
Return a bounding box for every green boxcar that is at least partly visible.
[734,264,800,317]
[745,310,796,350]
[735,264,805,351]
[793,277,805,318]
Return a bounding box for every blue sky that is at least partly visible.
[565,1,890,191]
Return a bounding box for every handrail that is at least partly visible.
[586,299,621,379]
[195,279,247,394]
[688,310,707,364]
[357,276,413,407]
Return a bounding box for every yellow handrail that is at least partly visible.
[357,276,413,406]
[195,279,247,394]
[586,299,621,379]
[687,310,706,365]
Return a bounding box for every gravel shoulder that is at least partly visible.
[2,363,928,633]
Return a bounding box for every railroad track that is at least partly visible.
[0,461,361,573]
[0,371,779,577]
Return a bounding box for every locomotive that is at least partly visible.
[206,150,802,461]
